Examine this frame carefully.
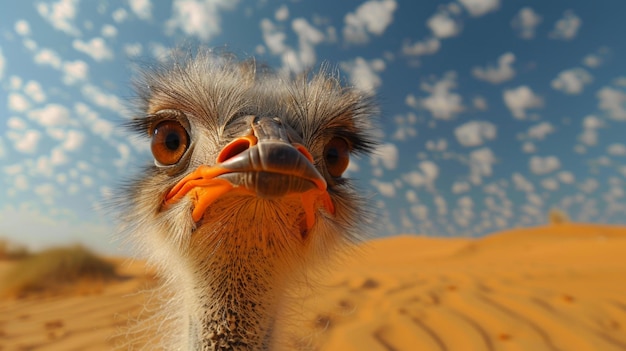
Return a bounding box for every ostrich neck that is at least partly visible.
[180,234,291,351]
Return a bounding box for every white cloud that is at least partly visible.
[260,19,287,55]
[607,143,626,156]
[403,161,438,189]
[8,93,31,112]
[511,7,541,39]
[15,20,31,36]
[411,204,429,221]
[34,49,62,69]
[50,147,69,166]
[551,68,592,94]
[597,87,626,121]
[343,0,397,44]
[9,76,23,90]
[34,155,54,177]
[275,5,289,21]
[371,143,398,170]
[454,195,474,227]
[549,10,581,41]
[418,72,464,120]
[28,103,72,127]
[583,114,604,129]
[583,48,610,70]
[541,177,559,191]
[473,96,488,110]
[454,120,497,147]
[405,190,418,203]
[405,94,418,108]
[62,130,85,151]
[112,8,128,23]
[325,26,338,44]
[149,42,170,61]
[72,38,114,61]
[558,171,575,184]
[74,102,115,140]
[522,141,536,153]
[583,54,602,69]
[434,195,447,215]
[7,117,27,130]
[165,0,238,41]
[512,172,534,192]
[370,179,396,197]
[129,0,152,20]
[340,57,385,93]
[579,178,599,194]
[578,115,602,147]
[458,0,499,17]
[101,24,118,38]
[452,181,470,194]
[81,84,126,116]
[2,163,24,176]
[391,113,417,141]
[529,155,561,175]
[24,80,46,103]
[47,128,66,140]
[36,0,80,36]
[425,138,447,151]
[402,37,440,57]
[260,18,325,74]
[9,129,41,153]
[468,147,495,185]
[14,174,29,190]
[427,11,461,38]
[23,39,37,51]
[503,85,543,119]
[289,18,325,69]
[472,52,515,84]
[124,43,143,57]
[527,193,543,208]
[62,60,88,85]
[82,175,94,187]
[527,121,554,140]
[114,143,132,168]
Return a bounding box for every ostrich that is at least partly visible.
[118,49,377,350]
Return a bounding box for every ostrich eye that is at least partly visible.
[324,137,350,178]
[151,120,190,166]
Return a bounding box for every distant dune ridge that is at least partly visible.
[1,223,625,350]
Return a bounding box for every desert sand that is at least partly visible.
[1,223,625,350]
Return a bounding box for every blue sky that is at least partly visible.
[1,0,625,254]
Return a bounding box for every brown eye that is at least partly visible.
[151,120,189,166]
[324,137,350,178]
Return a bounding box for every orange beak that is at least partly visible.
[164,118,334,229]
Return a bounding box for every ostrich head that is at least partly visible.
[119,50,377,350]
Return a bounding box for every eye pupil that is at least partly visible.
[326,148,339,164]
[165,132,180,151]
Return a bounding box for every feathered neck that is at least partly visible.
[163,196,310,350]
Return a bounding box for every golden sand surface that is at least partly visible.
[1,223,625,350]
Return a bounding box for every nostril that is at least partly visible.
[217,138,252,163]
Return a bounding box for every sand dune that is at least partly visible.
[1,224,626,350]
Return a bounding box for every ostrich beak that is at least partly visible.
[164,117,335,228]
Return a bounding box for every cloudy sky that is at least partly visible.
[1,0,625,254]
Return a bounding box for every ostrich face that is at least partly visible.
[120,50,377,350]
[125,52,376,268]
